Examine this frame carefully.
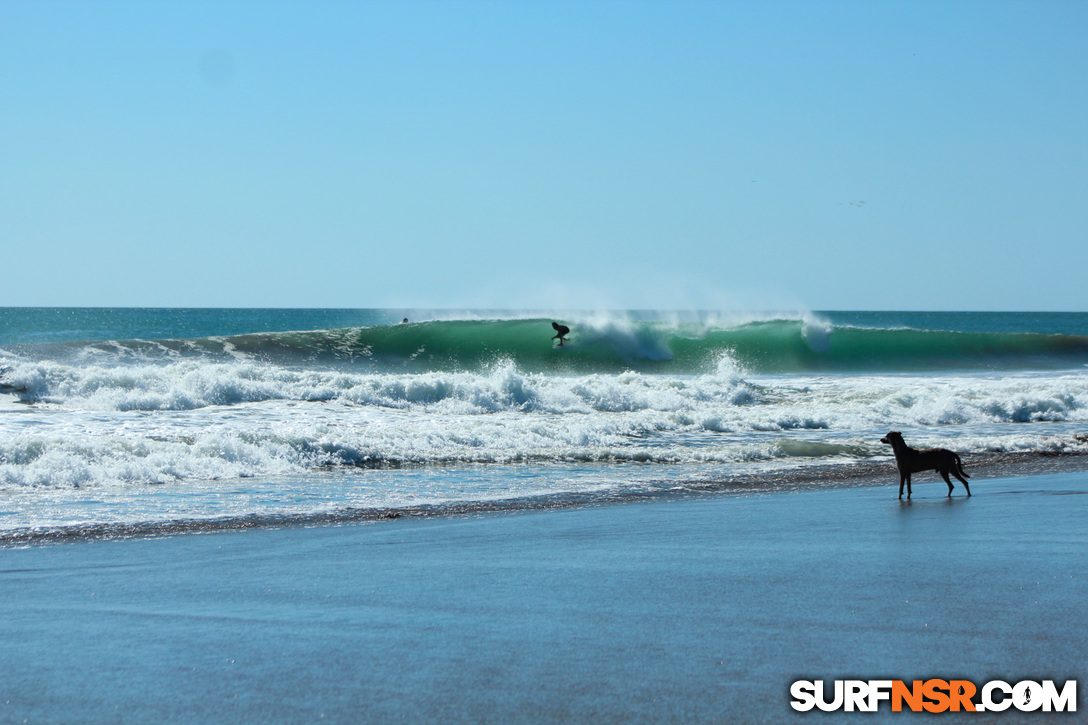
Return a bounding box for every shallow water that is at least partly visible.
[3,472,1085,722]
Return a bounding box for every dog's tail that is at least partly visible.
[955,453,970,479]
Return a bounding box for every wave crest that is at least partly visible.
[6,315,1087,375]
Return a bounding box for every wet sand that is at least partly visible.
[2,472,1086,723]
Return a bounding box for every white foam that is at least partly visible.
[2,358,1087,499]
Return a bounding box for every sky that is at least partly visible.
[2,0,1086,311]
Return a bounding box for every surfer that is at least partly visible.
[551,321,570,347]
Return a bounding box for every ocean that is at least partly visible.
[2,308,1087,541]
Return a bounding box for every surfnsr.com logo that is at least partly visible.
[790,679,1077,713]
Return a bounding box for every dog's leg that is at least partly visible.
[898,473,906,499]
[954,470,972,496]
[905,473,912,499]
[940,470,955,496]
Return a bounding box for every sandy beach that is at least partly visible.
[2,471,1086,723]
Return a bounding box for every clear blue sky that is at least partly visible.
[2,0,1085,310]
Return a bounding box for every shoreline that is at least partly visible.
[4,449,1088,546]
[2,468,1085,723]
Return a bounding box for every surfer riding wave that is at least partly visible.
[551,322,570,347]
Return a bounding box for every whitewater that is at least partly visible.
[2,309,1087,540]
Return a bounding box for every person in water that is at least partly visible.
[551,321,570,346]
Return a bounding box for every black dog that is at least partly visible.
[880,431,971,499]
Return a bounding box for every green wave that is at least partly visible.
[212,318,1088,374]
